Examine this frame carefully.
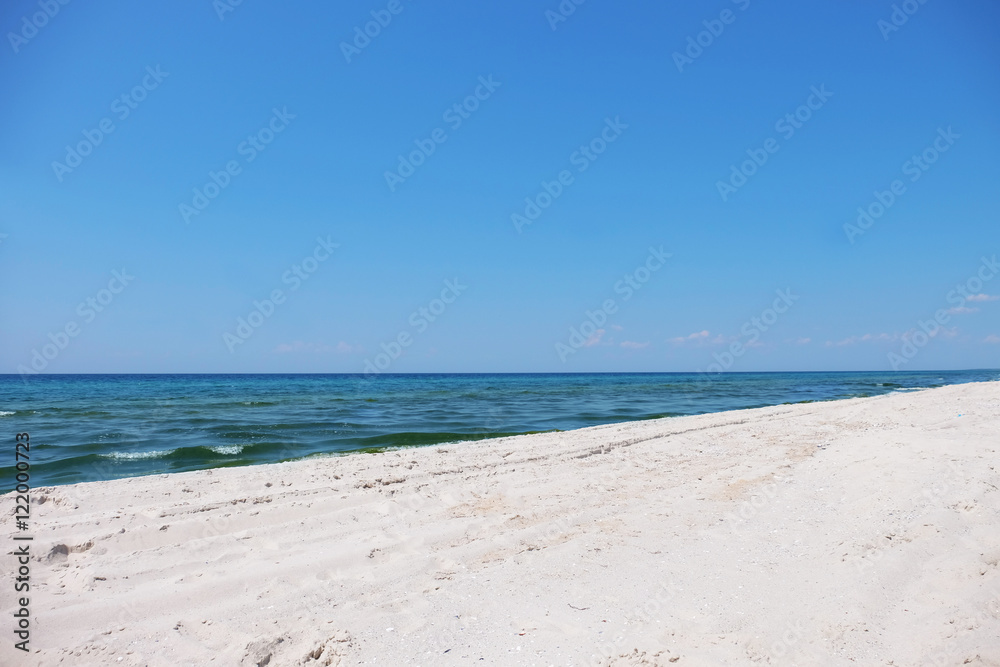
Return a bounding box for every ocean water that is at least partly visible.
[1,371,996,489]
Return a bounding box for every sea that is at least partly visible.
[1,370,996,490]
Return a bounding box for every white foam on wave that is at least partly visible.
[101,450,175,461]
[209,445,245,455]
[0,411,14,416]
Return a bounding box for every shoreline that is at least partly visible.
[5,369,998,492]
[2,381,999,665]
[6,370,997,492]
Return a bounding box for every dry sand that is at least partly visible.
[2,381,999,666]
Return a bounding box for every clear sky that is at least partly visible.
[1,0,998,374]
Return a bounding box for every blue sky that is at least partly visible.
[1,0,998,374]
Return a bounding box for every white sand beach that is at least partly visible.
[3,381,999,666]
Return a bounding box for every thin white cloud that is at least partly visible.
[967,294,999,302]
[583,329,606,348]
[984,334,1000,344]
[946,306,979,315]
[620,340,649,350]
[668,330,710,345]
[825,333,896,347]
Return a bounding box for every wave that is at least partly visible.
[208,445,245,455]
[0,410,14,416]
[96,442,253,462]
[100,449,176,461]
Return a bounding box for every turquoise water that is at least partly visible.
[1,371,996,489]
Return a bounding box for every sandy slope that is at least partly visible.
[2,381,999,666]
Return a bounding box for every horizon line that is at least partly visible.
[2,369,998,377]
